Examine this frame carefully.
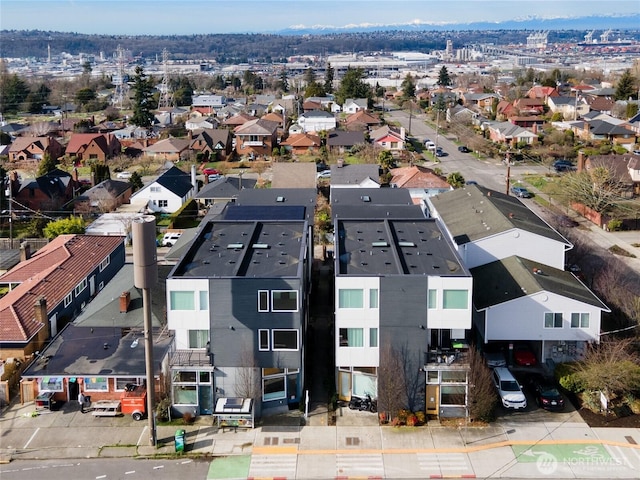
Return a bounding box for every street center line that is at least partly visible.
[23,427,40,450]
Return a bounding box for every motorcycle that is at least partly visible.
[348,394,377,413]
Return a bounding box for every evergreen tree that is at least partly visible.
[0,71,30,114]
[335,67,372,106]
[614,69,637,101]
[437,66,451,87]
[131,65,155,128]
[279,68,289,92]
[400,74,416,101]
[90,163,111,184]
[324,63,334,94]
[129,172,144,192]
[446,172,466,188]
[37,153,57,176]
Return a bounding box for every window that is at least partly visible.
[339,328,364,347]
[39,377,63,392]
[369,328,378,347]
[150,186,161,192]
[74,278,87,296]
[338,289,363,308]
[443,290,468,309]
[64,293,72,308]
[199,291,209,311]
[99,256,110,272]
[258,290,269,312]
[544,312,563,328]
[173,385,197,404]
[441,386,466,405]
[441,371,467,383]
[173,370,197,383]
[170,291,195,310]
[263,374,286,401]
[369,289,379,308]
[258,329,269,351]
[272,290,298,312]
[272,329,299,350]
[188,330,208,349]
[428,289,437,309]
[84,377,108,392]
[158,200,168,208]
[571,313,590,328]
[116,377,142,391]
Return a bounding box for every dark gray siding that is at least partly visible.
[209,277,302,369]
[379,276,428,410]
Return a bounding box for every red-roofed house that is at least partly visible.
[0,235,125,361]
[7,136,64,163]
[370,125,406,152]
[526,86,560,100]
[280,132,321,155]
[65,133,121,163]
[389,165,452,202]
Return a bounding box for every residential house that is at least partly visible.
[370,125,406,152]
[270,163,317,189]
[133,166,195,214]
[73,179,133,215]
[330,163,380,200]
[526,86,560,100]
[9,168,76,212]
[585,154,638,198]
[547,96,589,121]
[279,133,321,156]
[244,103,268,118]
[234,188,317,226]
[342,98,368,114]
[166,215,311,416]
[223,112,257,128]
[344,110,381,131]
[191,94,226,115]
[65,133,121,163]
[577,120,637,148]
[333,213,473,418]
[189,129,232,161]
[234,118,279,159]
[470,256,609,364]
[389,165,452,203]
[461,93,499,113]
[0,234,125,362]
[195,176,257,208]
[185,116,220,131]
[330,188,420,221]
[143,137,191,162]
[484,121,538,146]
[446,105,476,124]
[327,131,365,154]
[295,110,337,133]
[19,264,171,410]
[7,136,64,163]
[427,185,571,271]
[270,97,296,115]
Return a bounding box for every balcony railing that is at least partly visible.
[169,349,212,367]
[424,348,470,369]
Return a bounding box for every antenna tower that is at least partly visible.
[158,49,173,110]
[113,45,128,109]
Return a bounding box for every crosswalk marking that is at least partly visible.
[417,452,470,472]
[249,454,297,478]
[336,454,384,476]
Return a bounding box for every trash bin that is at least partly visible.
[174,429,185,452]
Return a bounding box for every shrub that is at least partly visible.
[607,219,623,232]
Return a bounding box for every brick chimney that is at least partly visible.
[119,291,131,313]
[20,242,31,262]
[72,168,79,183]
[577,151,586,172]
[34,297,47,325]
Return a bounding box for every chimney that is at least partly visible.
[20,242,31,262]
[34,297,47,325]
[119,291,131,313]
[577,151,585,172]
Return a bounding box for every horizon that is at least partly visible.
[1,1,639,36]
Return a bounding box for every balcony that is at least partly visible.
[241,140,265,147]
[424,348,470,370]
[169,349,212,367]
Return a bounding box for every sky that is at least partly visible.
[1,0,638,35]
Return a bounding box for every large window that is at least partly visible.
[173,385,197,404]
[199,291,209,310]
[170,291,195,310]
[39,377,63,392]
[84,377,108,392]
[258,329,269,351]
[188,330,208,349]
[74,278,87,296]
[544,312,563,328]
[262,368,299,402]
[338,289,363,308]
[428,289,437,309]
[272,290,298,312]
[441,386,466,405]
[571,313,590,328]
[443,290,468,309]
[272,329,299,350]
[339,328,364,347]
[369,289,379,309]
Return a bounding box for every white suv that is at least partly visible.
[492,367,527,409]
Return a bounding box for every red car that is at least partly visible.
[202,167,220,176]
[513,345,537,366]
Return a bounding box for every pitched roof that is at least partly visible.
[143,137,190,154]
[195,176,257,199]
[17,168,72,199]
[234,118,279,135]
[223,112,256,126]
[330,163,380,186]
[429,185,570,245]
[280,133,321,148]
[470,256,608,310]
[588,120,635,136]
[65,133,114,155]
[345,110,381,126]
[327,130,365,147]
[0,235,124,343]
[8,136,58,153]
[390,166,451,189]
[153,166,194,197]
[81,179,131,201]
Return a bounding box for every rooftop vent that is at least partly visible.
[361,195,371,202]
[227,243,244,249]
[398,241,416,247]
[252,243,269,249]
[276,196,285,202]
[372,241,388,247]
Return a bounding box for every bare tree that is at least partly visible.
[468,346,498,422]
[561,168,627,214]
[234,347,261,401]
[377,343,407,421]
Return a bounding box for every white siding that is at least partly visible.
[167,278,211,350]
[426,276,473,330]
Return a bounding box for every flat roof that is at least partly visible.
[170,219,307,279]
[336,218,467,276]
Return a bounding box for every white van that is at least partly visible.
[425,141,436,151]
[161,232,182,247]
[492,367,527,409]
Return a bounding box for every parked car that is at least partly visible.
[513,344,537,366]
[116,171,132,179]
[208,174,223,182]
[202,167,220,176]
[484,350,507,368]
[492,367,527,409]
[316,162,328,172]
[458,146,470,153]
[465,180,478,186]
[435,148,447,157]
[553,160,575,173]
[161,232,182,247]
[511,186,532,198]
[317,170,331,179]
[425,141,436,151]
[525,374,565,411]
